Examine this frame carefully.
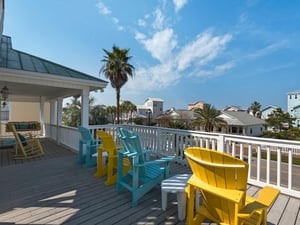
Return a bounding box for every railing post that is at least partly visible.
[217,134,225,152]
[156,128,161,153]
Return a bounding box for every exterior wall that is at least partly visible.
[227,124,264,136]
[287,91,300,127]
[11,102,50,122]
[261,106,277,119]
[143,98,163,118]
[245,125,265,136]
[188,101,204,111]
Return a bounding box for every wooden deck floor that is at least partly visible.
[0,139,299,225]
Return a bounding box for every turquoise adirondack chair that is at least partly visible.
[116,127,173,206]
[77,126,99,168]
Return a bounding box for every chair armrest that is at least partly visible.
[133,158,171,167]
[238,201,267,218]
[256,186,280,207]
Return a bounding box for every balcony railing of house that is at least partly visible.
[45,123,300,199]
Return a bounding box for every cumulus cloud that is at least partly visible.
[130,29,233,93]
[152,9,165,30]
[96,0,234,94]
[136,28,177,62]
[173,0,188,12]
[176,31,232,71]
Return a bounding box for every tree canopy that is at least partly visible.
[193,104,227,132]
[101,45,134,124]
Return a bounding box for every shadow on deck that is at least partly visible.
[0,139,299,225]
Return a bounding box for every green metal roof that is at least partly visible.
[0,35,107,83]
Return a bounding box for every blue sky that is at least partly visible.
[3,0,300,111]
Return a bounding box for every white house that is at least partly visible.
[287,91,300,128]
[137,97,164,118]
[219,111,266,136]
[261,105,279,120]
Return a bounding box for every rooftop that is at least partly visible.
[0,35,107,83]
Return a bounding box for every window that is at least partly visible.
[296,95,298,99]
[231,127,237,133]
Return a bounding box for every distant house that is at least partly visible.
[287,91,300,128]
[136,97,164,119]
[155,108,196,128]
[223,105,249,112]
[261,105,279,120]
[219,111,266,136]
[188,101,205,111]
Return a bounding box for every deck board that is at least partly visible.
[0,138,299,225]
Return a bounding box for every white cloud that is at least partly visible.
[137,28,177,62]
[152,9,165,30]
[112,17,124,31]
[131,29,233,92]
[173,0,188,12]
[248,40,288,59]
[96,1,111,15]
[176,30,232,71]
[125,63,181,93]
[138,19,146,27]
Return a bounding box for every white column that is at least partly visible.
[39,97,45,136]
[50,99,56,125]
[49,99,56,139]
[81,88,89,127]
[56,97,63,144]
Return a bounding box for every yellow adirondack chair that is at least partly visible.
[94,130,131,186]
[184,147,280,225]
[10,124,44,159]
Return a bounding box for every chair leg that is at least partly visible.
[77,140,85,164]
[94,150,107,177]
[177,192,187,220]
[161,190,168,211]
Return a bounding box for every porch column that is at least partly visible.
[39,97,45,136]
[50,100,56,125]
[50,99,56,139]
[56,97,63,144]
[81,88,89,127]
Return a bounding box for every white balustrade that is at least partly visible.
[45,123,300,198]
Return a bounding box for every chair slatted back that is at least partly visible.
[117,127,146,176]
[96,130,117,151]
[78,126,94,145]
[185,147,248,225]
[185,147,248,190]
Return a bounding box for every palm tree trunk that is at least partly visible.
[116,88,120,124]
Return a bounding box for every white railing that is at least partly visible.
[45,123,300,198]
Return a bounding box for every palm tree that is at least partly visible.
[106,105,117,124]
[193,104,227,132]
[250,101,261,118]
[121,100,137,123]
[101,45,134,124]
[62,96,82,127]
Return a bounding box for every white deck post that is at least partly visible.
[56,97,63,144]
[81,88,89,127]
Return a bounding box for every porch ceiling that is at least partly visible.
[0,79,83,102]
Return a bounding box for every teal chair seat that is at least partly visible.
[116,127,174,206]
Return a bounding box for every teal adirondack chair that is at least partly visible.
[116,127,174,206]
[77,126,99,168]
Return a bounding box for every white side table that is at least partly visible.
[161,174,197,221]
